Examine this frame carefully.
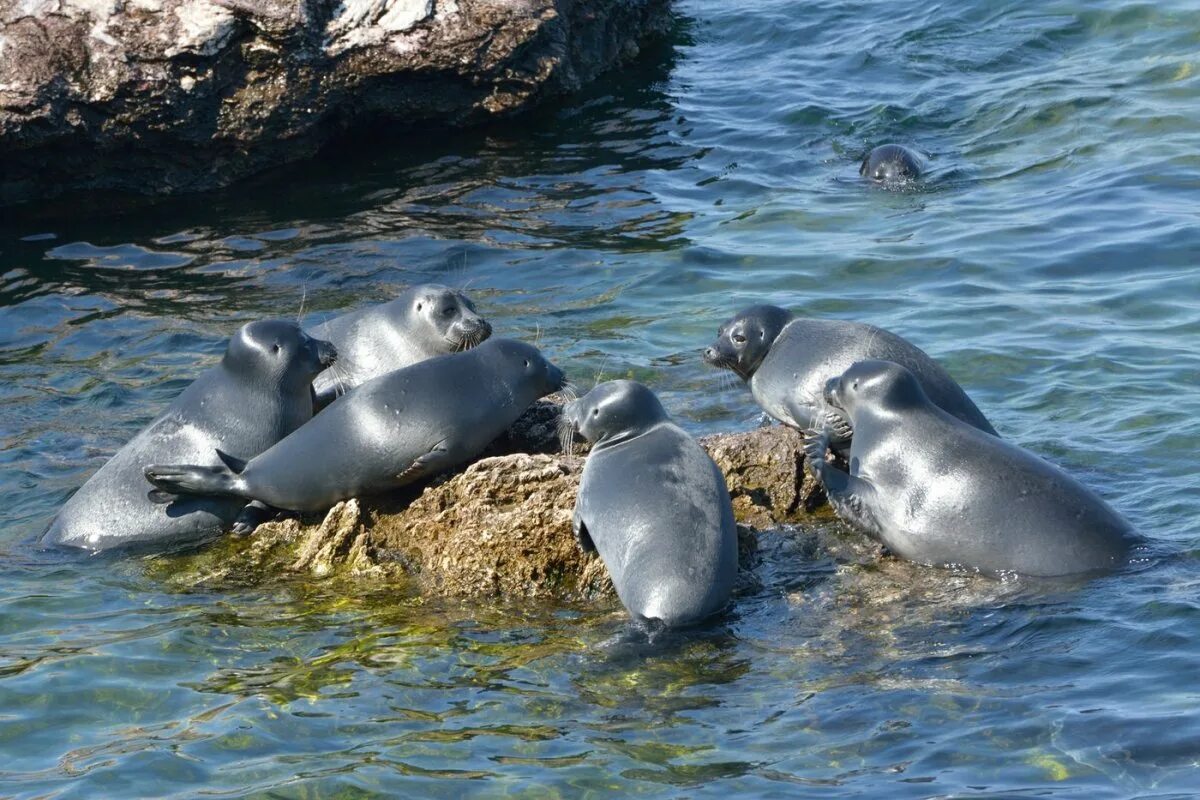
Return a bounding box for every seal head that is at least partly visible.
[564,380,667,448]
[860,144,923,183]
[227,319,338,388]
[407,284,491,353]
[702,304,793,380]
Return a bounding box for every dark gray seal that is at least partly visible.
[145,338,565,514]
[703,304,996,450]
[860,144,923,183]
[310,284,491,409]
[563,380,737,627]
[42,321,336,551]
[805,360,1140,577]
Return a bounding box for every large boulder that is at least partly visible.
[148,401,827,599]
[0,0,672,204]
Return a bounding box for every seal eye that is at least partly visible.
[272,344,281,354]
[853,381,859,390]
[732,334,747,344]
[592,408,599,416]
[523,359,530,368]
[416,303,423,312]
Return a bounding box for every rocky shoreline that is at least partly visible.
[0,0,672,205]
[153,401,835,598]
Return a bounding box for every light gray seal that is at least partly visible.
[703,304,996,450]
[860,144,923,183]
[144,338,565,514]
[563,380,737,627]
[805,360,1141,577]
[42,321,336,551]
[310,284,491,409]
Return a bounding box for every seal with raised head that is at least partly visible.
[860,144,924,183]
[42,321,337,551]
[703,304,996,450]
[805,360,1141,577]
[563,380,738,627]
[145,338,565,514]
[310,284,491,409]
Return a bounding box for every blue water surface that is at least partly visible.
[2,0,1199,796]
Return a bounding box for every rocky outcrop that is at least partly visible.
[152,402,825,598]
[0,0,672,204]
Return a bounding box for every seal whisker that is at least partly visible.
[296,284,308,326]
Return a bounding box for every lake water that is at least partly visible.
[2,0,1199,796]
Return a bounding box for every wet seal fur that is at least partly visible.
[311,284,491,409]
[704,304,996,450]
[805,360,1141,577]
[145,338,566,515]
[860,144,924,183]
[563,381,738,627]
[42,321,336,551]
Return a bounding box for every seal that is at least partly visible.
[703,304,996,450]
[42,321,336,551]
[144,338,566,515]
[860,144,923,183]
[563,380,738,627]
[310,284,491,409]
[805,360,1140,576]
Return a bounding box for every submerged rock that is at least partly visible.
[0,0,672,204]
[152,402,824,599]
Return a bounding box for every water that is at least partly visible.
[2,0,1199,795]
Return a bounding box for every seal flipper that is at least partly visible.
[572,510,596,554]
[396,440,451,483]
[803,429,881,536]
[144,450,248,500]
[231,500,276,536]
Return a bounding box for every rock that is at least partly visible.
[0,0,672,205]
[152,402,823,599]
[699,425,827,528]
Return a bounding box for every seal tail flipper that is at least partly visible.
[144,449,248,501]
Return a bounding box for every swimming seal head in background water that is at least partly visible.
[860,144,924,183]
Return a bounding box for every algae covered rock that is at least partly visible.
[153,403,821,600]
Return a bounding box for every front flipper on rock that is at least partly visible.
[573,510,597,555]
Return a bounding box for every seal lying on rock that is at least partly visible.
[860,144,924,183]
[703,303,995,450]
[805,360,1141,577]
[42,321,336,551]
[563,381,738,627]
[310,284,491,409]
[145,338,566,517]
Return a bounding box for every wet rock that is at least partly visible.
[699,425,827,528]
[0,0,673,204]
[153,402,821,599]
